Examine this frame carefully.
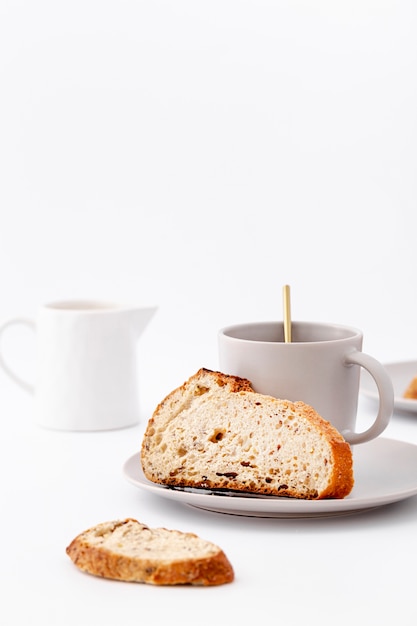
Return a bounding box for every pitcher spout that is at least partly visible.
[130,306,158,338]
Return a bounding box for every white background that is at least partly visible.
[1,1,417,383]
[1,2,417,625]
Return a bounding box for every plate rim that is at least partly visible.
[361,359,417,413]
[123,437,417,518]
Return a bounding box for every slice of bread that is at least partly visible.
[66,518,234,586]
[404,375,417,399]
[141,368,354,500]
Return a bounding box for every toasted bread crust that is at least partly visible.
[404,375,417,399]
[141,368,354,500]
[291,401,354,499]
[66,519,234,586]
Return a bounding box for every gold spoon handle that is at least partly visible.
[283,284,291,343]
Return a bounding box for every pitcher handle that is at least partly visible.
[0,318,35,394]
[342,351,393,444]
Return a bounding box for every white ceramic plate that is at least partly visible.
[123,438,417,518]
[361,360,417,413]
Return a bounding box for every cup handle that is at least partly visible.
[0,318,35,394]
[343,351,394,444]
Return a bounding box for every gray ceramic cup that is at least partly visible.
[218,321,393,445]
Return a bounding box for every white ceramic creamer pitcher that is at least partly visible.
[0,300,157,431]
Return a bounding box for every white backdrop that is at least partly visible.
[1,1,416,411]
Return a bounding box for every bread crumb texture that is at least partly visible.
[141,368,354,500]
[66,518,234,586]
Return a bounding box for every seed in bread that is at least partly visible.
[66,518,234,586]
[141,368,354,500]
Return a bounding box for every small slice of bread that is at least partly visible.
[141,368,354,500]
[404,375,417,399]
[66,518,234,586]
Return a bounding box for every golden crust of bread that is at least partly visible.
[404,375,417,399]
[66,519,234,586]
[141,368,354,500]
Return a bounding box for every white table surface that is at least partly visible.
[2,353,417,626]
